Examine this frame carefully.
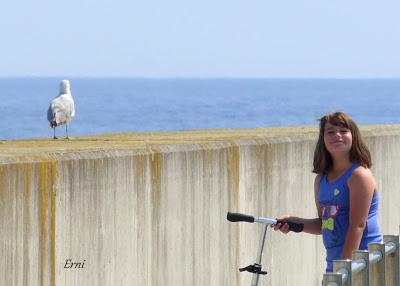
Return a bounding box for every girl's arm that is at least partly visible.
[341,167,376,259]
[273,175,322,235]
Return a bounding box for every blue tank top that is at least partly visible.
[318,162,382,272]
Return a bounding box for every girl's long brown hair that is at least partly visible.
[312,112,372,174]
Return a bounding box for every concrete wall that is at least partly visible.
[1,126,399,286]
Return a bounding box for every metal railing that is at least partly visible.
[323,234,399,286]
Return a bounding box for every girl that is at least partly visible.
[273,111,382,272]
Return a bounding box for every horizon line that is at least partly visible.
[1,76,400,80]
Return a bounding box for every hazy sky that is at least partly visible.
[1,0,399,77]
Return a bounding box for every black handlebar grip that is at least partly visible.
[277,219,304,233]
[227,212,255,223]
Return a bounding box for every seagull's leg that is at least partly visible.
[53,127,58,139]
[65,124,69,139]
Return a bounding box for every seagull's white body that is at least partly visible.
[47,80,75,138]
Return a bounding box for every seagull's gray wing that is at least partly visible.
[48,95,74,126]
[47,103,54,124]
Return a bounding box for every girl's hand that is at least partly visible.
[272,215,292,234]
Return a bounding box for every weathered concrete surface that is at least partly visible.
[1,126,399,286]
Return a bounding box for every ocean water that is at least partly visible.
[1,78,400,140]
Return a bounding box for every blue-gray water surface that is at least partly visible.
[1,78,399,140]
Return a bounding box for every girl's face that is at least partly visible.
[323,121,353,156]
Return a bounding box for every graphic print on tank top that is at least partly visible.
[321,187,342,231]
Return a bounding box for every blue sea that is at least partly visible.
[1,78,400,140]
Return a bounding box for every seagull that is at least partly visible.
[47,80,75,139]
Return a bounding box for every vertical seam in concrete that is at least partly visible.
[149,151,162,286]
[134,154,146,285]
[50,159,57,286]
[227,145,240,286]
[23,163,32,286]
[0,164,3,209]
[39,162,48,286]
[39,158,58,286]
[0,165,6,286]
[14,164,19,286]
[227,146,240,212]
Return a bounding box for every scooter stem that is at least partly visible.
[251,223,269,286]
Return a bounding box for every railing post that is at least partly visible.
[368,242,385,286]
[323,273,342,286]
[333,260,351,286]
[352,250,369,286]
[384,235,399,286]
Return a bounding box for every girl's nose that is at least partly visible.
[331,131,341,139]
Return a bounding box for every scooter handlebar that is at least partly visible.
[227,212,304,232]
[227,212,255,223]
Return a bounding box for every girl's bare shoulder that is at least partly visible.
[351,165,374,178]
[348,166,376,190]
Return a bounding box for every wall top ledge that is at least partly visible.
[1,125,400,164]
